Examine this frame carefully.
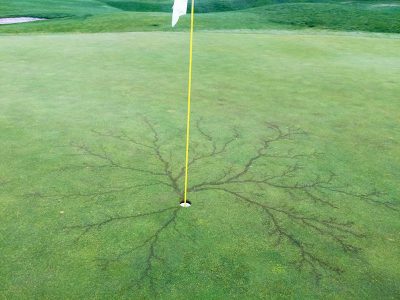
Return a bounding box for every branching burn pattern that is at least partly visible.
[33,118,398,288]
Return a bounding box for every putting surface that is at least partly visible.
[0,31,399,298]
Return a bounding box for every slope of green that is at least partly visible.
[1,0,400,33]
[0,11,294,34]
[0,31,399,299]
[0,0,119,18]
[252,3,400,33]
[103,0,271,13]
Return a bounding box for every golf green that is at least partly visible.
[0,31,399,298]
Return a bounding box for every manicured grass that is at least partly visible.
[1,1,400,33]
[0,0,118,18]
[0,31,399,298]
[0,11,294,34]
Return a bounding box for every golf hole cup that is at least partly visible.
[180,200,191,208]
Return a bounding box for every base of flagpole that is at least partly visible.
[180,200,191,208]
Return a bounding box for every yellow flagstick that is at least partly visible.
[183,0,195,206]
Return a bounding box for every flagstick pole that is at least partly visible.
[183,0,195,205]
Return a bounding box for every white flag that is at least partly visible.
[172,0,188,27]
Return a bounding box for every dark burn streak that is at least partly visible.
[31,118,398,288]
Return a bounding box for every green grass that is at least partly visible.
[103,0,271,13]
[0,31,399,298]
[1,0,400,33]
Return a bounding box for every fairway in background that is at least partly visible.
[1,0,400,33]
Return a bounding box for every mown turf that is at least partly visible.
[104,0,270,13]
[0,31,399,299]
[1,0,400,33]
[0,0,118,18]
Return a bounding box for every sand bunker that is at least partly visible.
[0,17,47,25]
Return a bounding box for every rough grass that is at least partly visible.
[0,31,399,299]
[103,0,271,13]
